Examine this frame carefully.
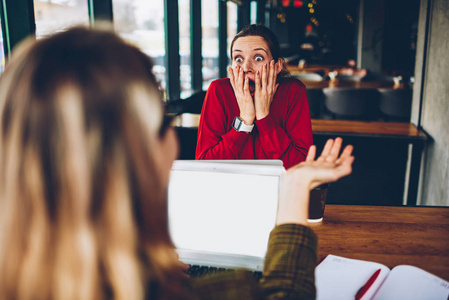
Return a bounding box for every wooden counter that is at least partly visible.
[311,119,426,139]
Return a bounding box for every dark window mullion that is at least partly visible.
[0,0,35,57]
[218,0,228,79]
[256,0,265,25]
[164,0,181,101]
[88,0,114,26]
[237,0,250,31]
[190,0,202,92]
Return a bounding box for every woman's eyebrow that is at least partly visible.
[253,48,268,54]
[232,48,268,54]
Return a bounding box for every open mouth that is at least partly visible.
[248,79,255,96]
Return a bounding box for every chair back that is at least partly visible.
[306,88,325,119]
[166,90,206,114]
[323,88,379,120]
[378,88,412,122]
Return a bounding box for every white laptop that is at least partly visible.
[168,160,285,271]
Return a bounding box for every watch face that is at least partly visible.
[233,117,252,132]
[234,117,242,130]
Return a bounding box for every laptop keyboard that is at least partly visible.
[187,265,263,281]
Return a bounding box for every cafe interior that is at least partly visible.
[168,0,448,208]
[1,0,448,285]
[1,0,448,206]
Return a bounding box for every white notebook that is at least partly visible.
[315,254,449,300]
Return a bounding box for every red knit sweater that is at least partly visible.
[195,77,312,169]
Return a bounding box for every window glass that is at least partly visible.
[250,1,257,25]
[179,0,192,98]
[34,0,89,38]
[0,18,5,73]
[202,0,219,90]
[227,1,238,64]
[113,0,166,92]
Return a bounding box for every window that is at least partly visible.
[227,1,238,64]
[179,0,192,98]
[33,0,89,38]
[202,0,219,90]
[0,18,4,73]
[250,1,257,24]
[113,0,166,91]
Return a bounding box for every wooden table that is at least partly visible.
[311,119,425,139]
[286,64,401,89]
[298,79,398,89]
[310,205,449,281]
[286,63,344,78]
[310,120,426,206]
[175,116,425,140]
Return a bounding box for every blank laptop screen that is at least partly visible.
[168,162,283,259]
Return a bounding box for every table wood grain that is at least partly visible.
[310,205,449,281]
[311,119,426,138]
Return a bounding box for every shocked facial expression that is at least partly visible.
[231,36,276,95]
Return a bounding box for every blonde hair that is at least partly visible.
[0,27,184,300]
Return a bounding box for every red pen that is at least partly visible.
[355,268,381,300]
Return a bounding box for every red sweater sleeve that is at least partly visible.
[195,79,250,159]
[255,79,312,169]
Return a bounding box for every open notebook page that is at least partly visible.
[372,265,449,300]
[315,255,390,300]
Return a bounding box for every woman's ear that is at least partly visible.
[276,58,283,75]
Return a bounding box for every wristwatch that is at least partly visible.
[232,116,254,133]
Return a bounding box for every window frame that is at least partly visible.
[0,0,36,58]
[0,0,262,101]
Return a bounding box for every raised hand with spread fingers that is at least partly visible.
[277,138,355,225]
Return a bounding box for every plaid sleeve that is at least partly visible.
[260,224,318,300]
[190,224,317,300]
[190,269,261,300]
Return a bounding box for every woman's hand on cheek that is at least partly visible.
[254,60,279,120]
[229,66,255,125]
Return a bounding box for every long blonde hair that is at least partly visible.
[0,27,183,300]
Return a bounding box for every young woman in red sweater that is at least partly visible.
[196,24,312,169]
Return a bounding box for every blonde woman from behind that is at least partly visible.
[0,27,182,300]
[0,26,354,300]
